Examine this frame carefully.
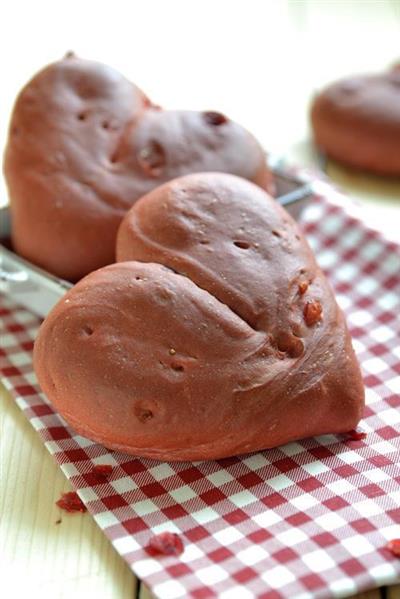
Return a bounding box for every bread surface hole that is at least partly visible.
[233,241,250,249]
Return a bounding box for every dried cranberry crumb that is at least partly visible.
[56,491,87,513]
[147,532,184,556]
[345,428,367,441]
[298,281,308,295]
[92,464,113,480]
[203,111,228,126]
[387,539,400,557]
[303,300,322,326]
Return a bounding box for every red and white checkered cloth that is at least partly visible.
[1,184,399,599]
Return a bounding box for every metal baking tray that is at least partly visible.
[0,163,316,319]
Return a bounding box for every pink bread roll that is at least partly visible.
[34,173,364,461]
[311,66,400,175]
[4,54,273,281]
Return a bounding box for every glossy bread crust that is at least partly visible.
[4,55,272,281]
[34,173,365,461]
[311,67,400,175]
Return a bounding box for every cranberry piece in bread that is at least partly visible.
[311,66,400,175]
[4,55,272,281]
[34,173,364,461]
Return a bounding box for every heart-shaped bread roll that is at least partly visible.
[34,173,364,461]
[4,54,272,281]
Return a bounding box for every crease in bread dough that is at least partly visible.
[115,253,325,401]
[120,218,267,336]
